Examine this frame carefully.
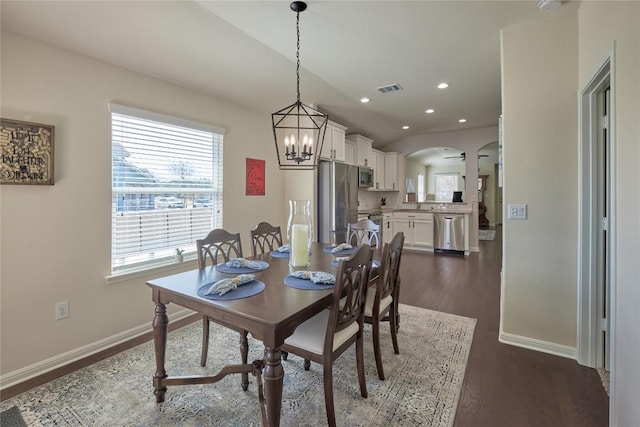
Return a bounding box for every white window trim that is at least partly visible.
[109,103,225,136]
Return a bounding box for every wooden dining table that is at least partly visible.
[146,241,349,427]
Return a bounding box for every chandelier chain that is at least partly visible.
[296,10,301,103]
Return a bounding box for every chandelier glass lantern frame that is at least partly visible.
[272,1,328,170]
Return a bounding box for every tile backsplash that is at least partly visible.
[357,190,402,210]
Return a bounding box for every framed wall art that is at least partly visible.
[0,118,55,185]
[246,158,265,196]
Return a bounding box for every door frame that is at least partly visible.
[577,53,616,371]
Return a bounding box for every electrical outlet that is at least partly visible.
[55,301,69,320]
[508,204,527,220]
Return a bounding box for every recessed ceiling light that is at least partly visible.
[360,97,370,103]
[437,83,449,89]
[425,109,434,114]
[458,118,467,123]
[402,125,409,130]
[538,0,562,12]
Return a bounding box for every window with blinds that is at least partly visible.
[110,104,224,272]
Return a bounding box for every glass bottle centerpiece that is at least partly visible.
[287,200,313,268]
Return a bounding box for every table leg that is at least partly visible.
[153,301,168,402]
[263,346,284,427]
[240,330,249,391]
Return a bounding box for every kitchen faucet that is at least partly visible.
[416,202,421,210]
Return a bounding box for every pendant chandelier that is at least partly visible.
[272,1,328,170]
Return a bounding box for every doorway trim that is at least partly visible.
[577,52,616,370]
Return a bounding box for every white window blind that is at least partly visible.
[110,104,224,272]
[435,173,458,202]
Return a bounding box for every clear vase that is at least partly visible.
[287,200,313,268]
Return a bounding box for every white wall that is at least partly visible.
[0,32,285,378]
[578,2,640,425]
[501,7,579,350]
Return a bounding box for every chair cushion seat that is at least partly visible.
[364,290,393,317]
[284,309,360,355]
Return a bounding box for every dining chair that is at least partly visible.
[347,218,380,248]
[197,228,244,269]
[281,244,373,427]
[364,231,405,380]
[196,228,251,390]
[249,221,283,257]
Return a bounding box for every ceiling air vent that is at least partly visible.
[376,83,403,94]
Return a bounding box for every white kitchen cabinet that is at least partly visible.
[383,152,400,191]
[344,140,355,165]
[393,212,434,250]
[347,134,373,167]
[382,212,394,244]
[413,217,434,247]
[371,149,385,190]
[320,121,347,162]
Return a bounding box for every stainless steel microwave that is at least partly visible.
[358,167,374,188]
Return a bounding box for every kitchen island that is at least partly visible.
[383,203,472,255]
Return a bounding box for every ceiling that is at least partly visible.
[1,1,554,149]
[408,143,499,167]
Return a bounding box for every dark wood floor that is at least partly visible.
[398,226,609,427]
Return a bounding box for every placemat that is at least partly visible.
[269,250,290,258]
[284,275,335,290]
[197,280,265,300]
[215,260,269,274]
[323,245,357,255]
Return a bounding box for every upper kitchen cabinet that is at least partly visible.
[319,120,347,162]
[344,140,355,165]
[371,149,385,190]
[383,152,400,191]
[346,134,373,167]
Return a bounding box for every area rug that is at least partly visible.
[0,304,476,427]
[597,368,610,397]
[478,229,496,241]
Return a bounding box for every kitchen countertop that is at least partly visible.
[357,209,383,216]
[362,204,473,215]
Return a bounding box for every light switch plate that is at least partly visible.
[508,203,527,219]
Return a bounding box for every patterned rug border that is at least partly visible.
[0,304,476,427]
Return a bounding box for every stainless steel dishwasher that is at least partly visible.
[434,214,465,253]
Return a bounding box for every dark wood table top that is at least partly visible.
[146,242,341,347]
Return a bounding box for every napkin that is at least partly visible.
[204,274,255,296]
[331,243,353,253]
[334,256,350,263]
[291,271,335,285]
[276,244,290,253]
[225,258,267,270]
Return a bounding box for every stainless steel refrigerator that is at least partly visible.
[317,161,359,245]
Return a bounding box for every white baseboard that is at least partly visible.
[0,308,195,390]
[499,331,577,359]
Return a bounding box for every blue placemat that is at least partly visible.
[197,280,265,300]
[323,245,357,255]
[284,275,334,290]
[270,250,290,258]
[216,260,269,274]
[331,259,380,268]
